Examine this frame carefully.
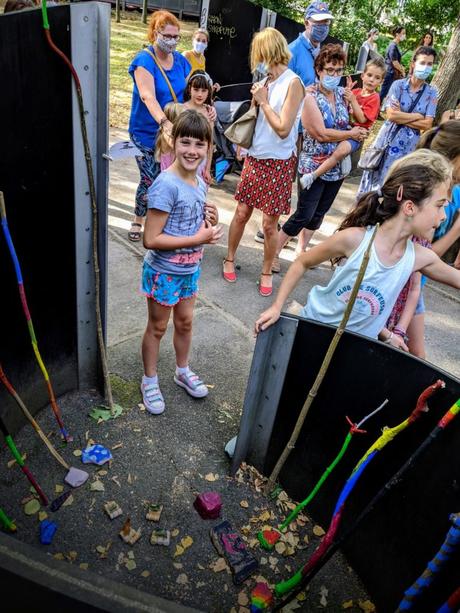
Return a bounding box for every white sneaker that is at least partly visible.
[341,155,352,177]
[141,381,165,414]
[174,369,209,398]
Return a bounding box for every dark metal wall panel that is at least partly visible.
[0,7,77,432]
[238,315,460,610]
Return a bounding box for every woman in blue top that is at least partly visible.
[359,46,438,196]
[127,10,191,242]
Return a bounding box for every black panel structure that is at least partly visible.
[234,315,460,611]
[0,8,77,428]
[274,13,303,45]
[204,0,263,87]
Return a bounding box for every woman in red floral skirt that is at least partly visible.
[222,27,304,296]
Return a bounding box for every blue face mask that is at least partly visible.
[413,65,433,80]
[322,75,341,91]
[311,23,330,43]
[256,62,268,76]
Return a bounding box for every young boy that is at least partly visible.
[300,57,385,189]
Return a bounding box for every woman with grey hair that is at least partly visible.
[355,28,381,72]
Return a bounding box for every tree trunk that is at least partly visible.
[115,0,121,23]
[432,15,460,122]
[142,0,148,24]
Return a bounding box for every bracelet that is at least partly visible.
[393,327,410,343]
[384,332,394,344]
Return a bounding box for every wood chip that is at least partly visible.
[53,553,64,560]
[90,480,105,492]
[342,601,354,610]
[97,470,108,476]
[79,563,89,570]
[171,528,180,537]
[62,494,74,507]
[358,600,376,613]
[24,499,40,515]
[319,585,328,607]
[38,511,48,521]
[209,557,228,572]
[72,449,82,457]
[141,570,150,578]
[112,442,123,450]
[240,500,249,508]
[125,560,136,571]
[176,573,188,584]
[111,476,121,488]
[313,525,326,537]
[173,562,183,569]
[237,591,249,606]
[204,472,219,482]
[55,484,64,493]
[275,541,287,554]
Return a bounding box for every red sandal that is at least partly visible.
[258,273,273,297]
[222,258,237,283]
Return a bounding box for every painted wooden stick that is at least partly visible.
[265,224,379,495]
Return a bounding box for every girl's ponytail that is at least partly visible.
[338,190,398,231]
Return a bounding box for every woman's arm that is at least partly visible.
[386,104,425,125]
[253,78,305,139]
[404,116,434,131]
[254,228,363,333]
[302,94,364,143]
[134,67,170,126]
[143,209,222,250]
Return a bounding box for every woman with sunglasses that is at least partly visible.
[275,44,367,264]
[127,10,191,242]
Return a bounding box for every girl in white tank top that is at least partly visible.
[255,149,460,350]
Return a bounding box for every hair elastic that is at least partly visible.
[396,184,404,202]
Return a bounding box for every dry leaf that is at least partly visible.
[125,560,136,571]
[127,551,135,559]
[38,511,48,521]
[269,556,278,566]
[97,470,108,476]
[240,500,249,508]
[174,544,185,558]
[73,449,82,457]
[62,494,74,507]
[181,535,193,550]
[237,590,248,604]
[138,403,145,411]
[90,480,105,492]
[275,541,287,555]
[96,545,106,554]
[319,585,328,607]
[358,600,376,613]
[258,510,270,522]
[209,557,228,572]
[171,528,179,537]
[53,553,64,560]
[79,563,89,570]
[197,563,205,570]
[260,557,268,566]
[173,562,183,569]
[313,525,325,537]
[112,442,123,450]
[342,601,354,610]
[111,476,121,488]
[24,499,40,515]
[176,573,188,585]
[141,570,150,578]
[297,592,307,602]
[204,473,219,482]
[196,581,206,588]
[55,484,64,494]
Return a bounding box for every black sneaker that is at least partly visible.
[254,230,265,243]
[254,224,282,244]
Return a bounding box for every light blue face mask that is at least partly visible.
[413,65,433,80]
[322,75,341,91]
[311,23,330,43]
[256,62,268,76]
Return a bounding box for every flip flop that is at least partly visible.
[128,222,142,242]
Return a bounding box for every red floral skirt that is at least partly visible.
[235,154,297,216]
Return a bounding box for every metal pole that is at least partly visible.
[115,0,120,23]
[142,0,148,24]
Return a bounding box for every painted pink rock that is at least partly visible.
[193,492,222,519]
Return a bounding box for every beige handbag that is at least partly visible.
[224,105,258,149]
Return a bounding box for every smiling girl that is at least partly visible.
[256,150,460,345]
[140,110,223,415]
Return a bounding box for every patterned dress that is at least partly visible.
[359,78,438,195]
[299,86,350,182]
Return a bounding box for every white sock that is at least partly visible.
[143,374,158,385]
[176,365,190,375]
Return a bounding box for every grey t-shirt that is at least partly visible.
[144,171,206,275]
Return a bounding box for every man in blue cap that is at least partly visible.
[289,1,334,87]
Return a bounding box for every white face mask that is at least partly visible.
[193,40,207,54]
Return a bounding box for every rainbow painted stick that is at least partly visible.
[273,397,460,611]
[396,512,460,611]
[0,413,48,506]
[437,585,460,613]
[275,380,444,597]
[258,399,387,550]
[0,192,70,441]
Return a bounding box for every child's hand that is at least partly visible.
[343,88,355,103]
[205,105,217,122]
[389,334,409,352]
[195,220,223,245]
[204,202,219,226]
[389,97,400,110]
[304,84,318,96]
[346,76,357,90]
[254,305,281,335]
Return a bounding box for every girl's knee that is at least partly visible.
[173,314,193,335]
[147,318,168,340]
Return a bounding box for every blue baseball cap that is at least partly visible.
[304,2,334,21]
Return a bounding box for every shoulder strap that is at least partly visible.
[144,47,178,103]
